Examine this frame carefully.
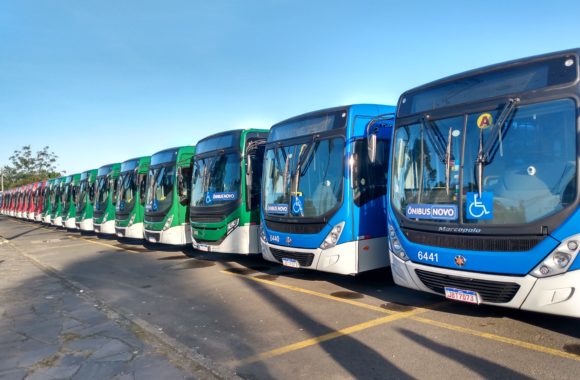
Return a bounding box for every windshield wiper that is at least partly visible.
[476,97,520,195]
[445,127,453,195]
[421,117,447,163]
[421,118,455,194]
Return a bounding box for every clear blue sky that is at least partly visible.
[1,0,579,174]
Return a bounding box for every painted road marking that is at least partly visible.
[7,219,142,254]
[222,270,395,314]
[225,271,580,364]
[411,316,580,362]
[240,308,429,365]
[77,237,142,254]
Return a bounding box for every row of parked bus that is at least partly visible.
[2,49,580,318]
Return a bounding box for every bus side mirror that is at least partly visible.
[368,133,377,164]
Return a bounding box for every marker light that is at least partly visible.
[128,213,136,227]
[531,235,580,278]
[320,222,345,250]
[163,215,174,231]
[227,218,240,236]
[389,225,409,261]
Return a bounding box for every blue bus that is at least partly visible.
[388,49,580,317]
[260,104,395,275]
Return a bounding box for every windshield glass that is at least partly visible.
[50,182,61,208]
[392,98,577,225]
[95,175,112,212]
[263,137,344,219]
[190,153,241,208]
[117,170,139,213]
[145,165,175,214]
[76,180,87,210]
[62,183,71,213]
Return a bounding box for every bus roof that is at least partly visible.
[397,48,580,117]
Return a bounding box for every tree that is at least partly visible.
[1,145,63,189]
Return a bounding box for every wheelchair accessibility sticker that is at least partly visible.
[466,192,493,220]
[291,196,304,216]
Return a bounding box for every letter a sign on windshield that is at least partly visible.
[477,113,493,130]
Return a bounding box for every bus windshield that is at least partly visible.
[392,98,577,225]
[190,153,241,208]
[117,170,139,213]
[263,137,344,219]
[146,165,175,214]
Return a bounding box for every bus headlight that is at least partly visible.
[227,218,239,235]
[163,215,174,231]
[320,222,345,250]
[389,225,409,261]
[531,234,580,278]
[259,226,266,242]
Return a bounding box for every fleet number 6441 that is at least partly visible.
[417,250,439,262]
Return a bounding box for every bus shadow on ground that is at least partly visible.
[183,248,580,340]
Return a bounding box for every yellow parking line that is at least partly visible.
[221,270,395,315]
[241,308,429,365]
[411,316,580,362]
[224,271,580,363]
[79,238,141,254]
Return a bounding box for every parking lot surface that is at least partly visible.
[1,216,580,379]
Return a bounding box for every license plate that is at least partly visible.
[197,244,210,252]
[444,287,480,304]
[282,258,300,268]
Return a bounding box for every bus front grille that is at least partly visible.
[415,269,520,303]
[270,248,315,267]
[403,228,543,252]
[265,220,326,234]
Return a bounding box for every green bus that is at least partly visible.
[115,156,151,239]
[49,177,64,226]
[75,169,98,231]
[62,173,81,229]
[190,129,268,254]
[144,146,195,245]
[41,178,57,224]
[94,163,121,235]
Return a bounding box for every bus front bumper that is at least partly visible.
[260,240,356,275]
[116,222,144,239]
[94,220,115,235]
[77,218,94,231]
[144,224,191,245]
[52,216,63,227]
[390,251,580,318]
[192,225,260,255]
[64,217,77,230]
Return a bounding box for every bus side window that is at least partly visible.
[139,174,147,205]
[246,145,265,211]
[352,139,389,206]
[179,166,192,205]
